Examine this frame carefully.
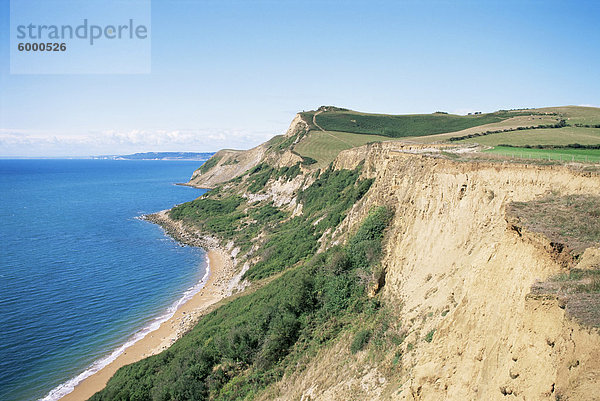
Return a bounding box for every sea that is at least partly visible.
[0,159,209,401]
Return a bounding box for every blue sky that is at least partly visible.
[0,0,599,157]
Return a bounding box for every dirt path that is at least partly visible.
[312,110,325,132]
[312,110,356,147]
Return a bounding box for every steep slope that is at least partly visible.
[259,143,600,400]
[91,109,600,401]
[186,114,308,188]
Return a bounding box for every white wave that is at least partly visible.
[39,253,211,401]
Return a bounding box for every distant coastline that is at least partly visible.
[93,152,215,161]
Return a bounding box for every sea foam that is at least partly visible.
[39,253,210,401]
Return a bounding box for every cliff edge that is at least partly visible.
[92,107,600,401]
[261,143,600,400]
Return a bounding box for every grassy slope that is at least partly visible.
[407,114,561,143]
[294,130,390,169]
[293,108,532,167]
[457,127,600,146]
[536,106,600,125]
[312,110,519,138]
[92,195,393,400]
[452,107,600,162]
[485,146,600,163]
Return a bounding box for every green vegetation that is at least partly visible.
[170,172,290,253]
[299,155,317,166]
[248,163,304,191]
[424,329,435,343]
[351,329,371,354]
[294,130,389,168]
[552,269,600,292]
[312,110,521,138]
[245,163,301,193]
[498,144,600,149]
[456,127,600,147]
[448,119,567,142]
[91,207,393,401]
[170,196,246,238]
[196,155,222,174]
[507,194,600,255]
[485,146,600,163]
[170,163,374,281]
[246,167,374,280]
[537,106,600,126]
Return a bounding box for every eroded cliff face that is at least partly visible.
[261,144,600,400]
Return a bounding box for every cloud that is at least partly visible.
[0,128,275,157]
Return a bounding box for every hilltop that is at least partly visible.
[189,105,600,187]
[89,106,600,401]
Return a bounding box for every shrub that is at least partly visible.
[197,155,222,174]
[424,329,436,343]
[92,199,393,401]
[351,329,371,354]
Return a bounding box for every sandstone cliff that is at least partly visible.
[257,143,600,401]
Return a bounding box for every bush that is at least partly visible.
[244,167,374,280]
[350,329,371,354]
[197,155,222,174]
[300,156,318,166]
[92,201,393,401]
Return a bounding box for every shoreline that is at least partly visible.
[54,211,235,401]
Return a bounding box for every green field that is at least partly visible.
[485,146,600,163]
[456,127,600,146]
[407,114,561,143]
[310,110,523,138]
[294,130,390,168]
[536,106,600,125]
[292,106,600,167]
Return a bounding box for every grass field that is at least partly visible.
[294,130,390,168]
[311,110,524,138]
[536,106,600,125]
[408,115,561,143]
[456,127,600,146]
[294,106,600,167]
[485,146,600,163]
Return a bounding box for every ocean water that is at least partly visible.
[0,159,208,401]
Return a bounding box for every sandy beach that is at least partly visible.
[58,213,235,401]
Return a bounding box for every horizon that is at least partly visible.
[1,0,599,157]
[1,104,599,158]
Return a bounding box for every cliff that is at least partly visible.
[92,109,600,401]
[260,143,600,400]
[186,114,308,188]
